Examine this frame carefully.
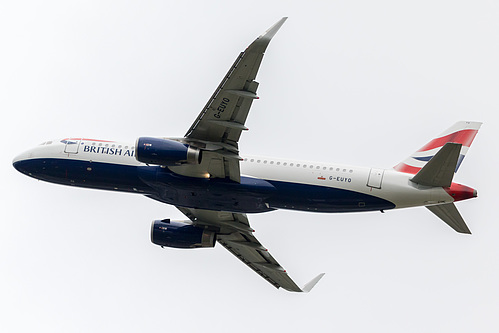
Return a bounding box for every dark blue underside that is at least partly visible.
[14,158,395,213]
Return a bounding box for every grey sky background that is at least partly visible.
[2,1,498,332]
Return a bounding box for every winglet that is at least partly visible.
[247,17,288,54]
[300,273,326,293]
[258,17,288,41]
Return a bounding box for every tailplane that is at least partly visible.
[410,142,462,187]
[427,203,471,234]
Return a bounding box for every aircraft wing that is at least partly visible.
[177,206,324,292]
[177,17,287,183]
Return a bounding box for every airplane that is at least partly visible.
[12,17,481,292]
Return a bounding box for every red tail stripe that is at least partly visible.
[417,129,478,152]
[393,163,421,174]
[62,138,115,142]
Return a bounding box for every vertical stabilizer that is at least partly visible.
[394,121,481,175]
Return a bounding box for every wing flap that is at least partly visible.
[217,232,303,292]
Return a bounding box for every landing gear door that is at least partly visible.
[64,139,81,154]
[367,168,384,189]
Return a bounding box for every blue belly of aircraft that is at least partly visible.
[14,159,395,213]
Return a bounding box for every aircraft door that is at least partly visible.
[64,139,81,154]
[367,168,384,189]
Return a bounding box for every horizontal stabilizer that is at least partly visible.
[411,143,462,187]
[427,203,471,234]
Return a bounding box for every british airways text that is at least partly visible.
[83,145,135,157]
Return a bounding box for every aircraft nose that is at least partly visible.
[13,152,29,174]
[12,149,36,175]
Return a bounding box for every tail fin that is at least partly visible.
[394,121,482,175]
[394,121,481,234]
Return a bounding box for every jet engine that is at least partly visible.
[135,137,201,166]
[151,219,216,249]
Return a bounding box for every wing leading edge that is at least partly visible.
[177,207,324,292]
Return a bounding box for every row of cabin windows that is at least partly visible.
[81,142,132,150]
[243,158,354,173]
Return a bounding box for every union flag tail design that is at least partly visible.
[394,121,482,175]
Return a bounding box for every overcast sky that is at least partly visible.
[2,1,498,332]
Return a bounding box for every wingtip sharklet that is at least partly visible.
[300,273,326,293]
[258,17,288,41]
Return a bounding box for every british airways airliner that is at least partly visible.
[12,17,481,292]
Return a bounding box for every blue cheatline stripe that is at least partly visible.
[413,155,433,162]
[412,154,465,173]
[14,158,396,214]
[455,154,465,172]
[266,179,395,213]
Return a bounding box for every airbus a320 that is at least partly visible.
[13,18,481,292]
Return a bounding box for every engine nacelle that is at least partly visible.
[151,219,216,249]
[135,137,201,166]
